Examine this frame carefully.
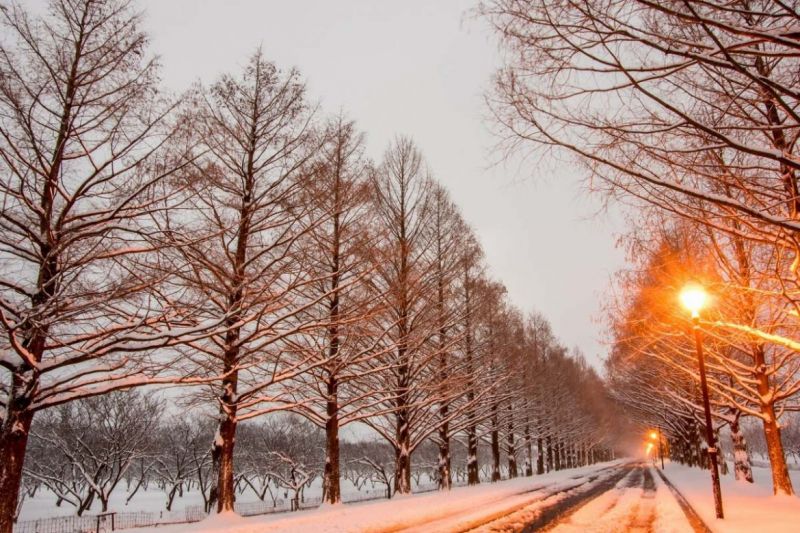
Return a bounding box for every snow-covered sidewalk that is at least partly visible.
[660,463,800,533]
[132,461,625,533]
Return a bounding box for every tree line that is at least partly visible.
[19,386,618,519]
[0,1,619,530]
[481,0,800,496]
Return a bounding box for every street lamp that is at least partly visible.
[680,283,724,519]
[649,429,664,470]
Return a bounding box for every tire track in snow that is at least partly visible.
[446,464,633,533]
[381,464,629,533]
[541,465,657,533]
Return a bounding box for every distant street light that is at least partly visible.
[680,283,724,519]
[649,429,664,470]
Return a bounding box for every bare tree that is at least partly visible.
[0,2,212,529]
[359,137,437,495]
[171,49,325,513]
[152,418,205,511]
[24,391,161,515]
[284,116,387,504]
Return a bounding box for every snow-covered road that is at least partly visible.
[130,462,700,533]
[388,464,628,533]
[458,464,695,533]
[544,467,660,533]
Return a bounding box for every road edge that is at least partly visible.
[653,467,714,533]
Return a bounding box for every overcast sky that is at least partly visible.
[111,0,628,368]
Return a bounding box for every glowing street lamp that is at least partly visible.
[679,284,707,318]
[649,429,664,470]
[680,283,724,519]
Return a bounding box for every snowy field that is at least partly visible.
[661,462,800,533]
[17,477,388,522]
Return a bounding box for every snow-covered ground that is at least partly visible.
[24,461,797,532]
[661,462,800,533]
[128,461,626,533]
[18,477,387,521]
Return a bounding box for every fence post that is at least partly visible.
[96,514,101,533]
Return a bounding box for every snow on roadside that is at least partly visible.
[661,462,800,533]
[650,468,694,533]
[130,461,624,533]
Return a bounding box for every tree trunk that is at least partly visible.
[537,436,545,474]
[506,407,518,478]
[323,379,341,504]
[394,447,411,495]
[752,343,794,495]
[324,157,343,505]
[0,271,54,530]
[214,407,238,512]
[437,418,451,490]
[524,421,533,476]
[762,404,794,495]
[212,355,239,513]
[554,440,562,471]
[730,417,753,483]
[394,407,412,495]
[0,407,34,532]
[166,486,178,511]
[467,423,480,485]
[77,491,95,516]
[491,408,501,482]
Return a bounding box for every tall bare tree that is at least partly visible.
[0,2,206,529]
[284,116,388,504]
[362,137,438,495]
[173,50,322,513]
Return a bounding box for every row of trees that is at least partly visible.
[604,221,800,488]
[481,0,800,496]
[20,379,618,519]
[22,395,326,516]
[0,1,619,530]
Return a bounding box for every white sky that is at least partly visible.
[37,0,628,369]
[145,0,628,369]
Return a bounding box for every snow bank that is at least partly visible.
[650,468,694,533]
[661,463,800,533]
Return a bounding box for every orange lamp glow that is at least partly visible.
[680,284,707,317]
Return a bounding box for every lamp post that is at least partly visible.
[680,284,724,519]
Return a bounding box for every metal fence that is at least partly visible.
[14,481,466,533]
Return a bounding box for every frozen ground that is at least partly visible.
[21,461,799,532]
[660,462,800,533]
